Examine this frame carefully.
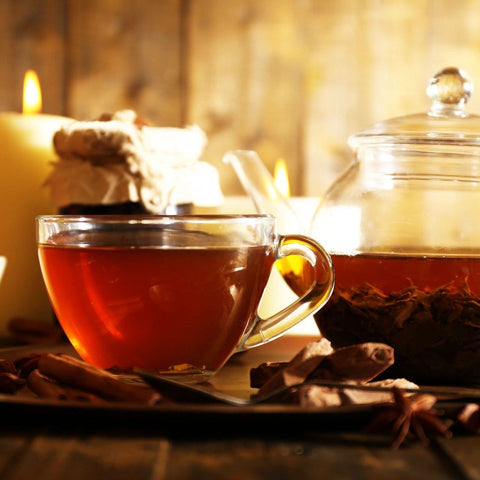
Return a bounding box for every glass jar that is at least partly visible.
[309,67,480,384]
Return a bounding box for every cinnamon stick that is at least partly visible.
[38,354,162,405]
[27,369,104,403]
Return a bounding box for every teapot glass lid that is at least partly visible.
[349,67,480,149]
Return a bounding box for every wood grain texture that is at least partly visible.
[2,0,480,195]
[65,0,182,125]
[0,338,478,480]
[0,429,170,480]
[185,0,480,195]
[0,429,471,480]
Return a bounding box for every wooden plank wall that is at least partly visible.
[1,0,480,197]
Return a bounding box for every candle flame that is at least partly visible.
[274,159,291,198]
[23,70,42,114]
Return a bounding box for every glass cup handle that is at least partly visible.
[239,234,335,350]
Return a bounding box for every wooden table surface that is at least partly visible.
[0,335,479,480]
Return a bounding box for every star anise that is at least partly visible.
[365,387,452,448]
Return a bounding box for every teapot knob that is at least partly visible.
[427,67,473,116]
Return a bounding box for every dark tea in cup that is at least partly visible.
[37,215,334,380]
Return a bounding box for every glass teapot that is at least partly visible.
[309,67,480,384]
[225,67,480,384]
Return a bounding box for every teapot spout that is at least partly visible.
[223,150,304,234]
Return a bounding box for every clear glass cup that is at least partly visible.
[37,214,334,381]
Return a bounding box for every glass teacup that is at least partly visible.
[37,215,334,380]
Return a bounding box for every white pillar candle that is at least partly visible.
[0,112,71,334]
